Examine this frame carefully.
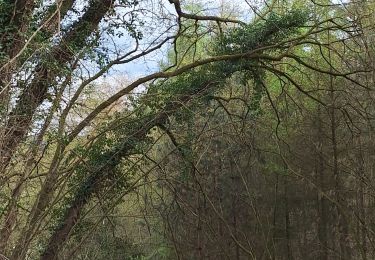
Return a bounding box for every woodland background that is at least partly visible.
[0,0,374,259]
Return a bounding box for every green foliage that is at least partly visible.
[47,9,310,257]
[88,9,309,129]
[217,10,309,55]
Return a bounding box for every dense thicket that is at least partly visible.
[0,0,374,259]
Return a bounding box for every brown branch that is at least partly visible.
[169,0,245,25]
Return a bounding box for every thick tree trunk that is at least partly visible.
[0,0,112,175]
[40,83,217,259]
[9,2,114,259]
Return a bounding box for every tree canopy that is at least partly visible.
[0,0,375,259]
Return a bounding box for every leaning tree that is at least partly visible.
[0,0,371,259]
